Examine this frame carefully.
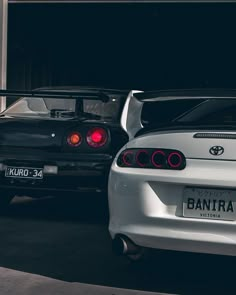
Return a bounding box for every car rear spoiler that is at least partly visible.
[121,88,236,139]
[133,88,236,102]
[0,89,111,103]
[120,90,144,140]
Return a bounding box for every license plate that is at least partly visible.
[183,187,236,221]
[5,166,43,179]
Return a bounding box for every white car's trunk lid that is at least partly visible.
[127,130,236,160]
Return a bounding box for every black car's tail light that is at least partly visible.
[117,148,186,170]
[86,127,108,148]
[67,132,82,147]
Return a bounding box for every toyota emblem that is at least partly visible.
[209,146,224,156]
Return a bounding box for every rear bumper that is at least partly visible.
[0,152,112,196]
[109,218,236,256]
[109,159,236,256]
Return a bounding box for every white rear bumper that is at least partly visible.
[109,159,236,256]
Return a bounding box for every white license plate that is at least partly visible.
[183,187,236,221]
[5,166,43,179]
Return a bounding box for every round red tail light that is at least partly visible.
[136,150,149,167]
[122,150,134,166]
[67,132,82,146]
[167,152,182,168]
[86,127,107,148]
[151,150,166,168]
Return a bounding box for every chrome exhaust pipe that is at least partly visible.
[112,235,141,256]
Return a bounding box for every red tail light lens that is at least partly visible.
[151,150,166,168]
[122,151,134,166]
[67,132,82,147]
[117,148,186,170]
[167,152,183,168]
[136,150,149,167]
[86,127,107,148]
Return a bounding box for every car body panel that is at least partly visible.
[126,131,236,160]
[109,89,236,256]
[0,87,129,197]
[109,136,236,256]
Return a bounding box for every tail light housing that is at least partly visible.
[67,132,82,147]
[136,150,149,167]
[117,148,186,170]
[151,150,166,168]
[122,150,134,166]
[167,152,183,168]
[86,127,108,148]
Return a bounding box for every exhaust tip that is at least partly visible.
[112,235,141,256]
[112,236,127,255]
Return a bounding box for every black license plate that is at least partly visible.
[5,166,43,179]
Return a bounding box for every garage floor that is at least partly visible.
[0,267,164,295]
[0,195,235,295]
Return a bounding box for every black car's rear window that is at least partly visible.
[140,98,236,133]
[4,96,124,121]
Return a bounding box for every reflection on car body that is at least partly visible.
[0,87,129,206]
[109,89,236,258]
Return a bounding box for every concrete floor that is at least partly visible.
[0,267,166,295]
[0,195,235,295]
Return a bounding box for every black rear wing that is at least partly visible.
[0,89,112,103]
[133,88,236,102]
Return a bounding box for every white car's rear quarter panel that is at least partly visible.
[109,131,236,256]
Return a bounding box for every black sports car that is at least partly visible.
[0,87,129,206]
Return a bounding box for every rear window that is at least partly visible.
[4,96,124,121]
[141,98,236,130]
[141,99,204,126]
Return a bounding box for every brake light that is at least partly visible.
[136,150,149,167]
[167,152,183,168]
[151,150,166,168]
[67,132,82,147]
[117,148,186,170]
[122,150,134,166]
[86,127,107,148]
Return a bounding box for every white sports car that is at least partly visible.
[108,89,236,259]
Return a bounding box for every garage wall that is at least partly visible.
[7,3,236,97]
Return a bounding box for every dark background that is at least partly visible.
[4,6,236,294]
[7,3,236,91]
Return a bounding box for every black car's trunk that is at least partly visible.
[0,115,78,151]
